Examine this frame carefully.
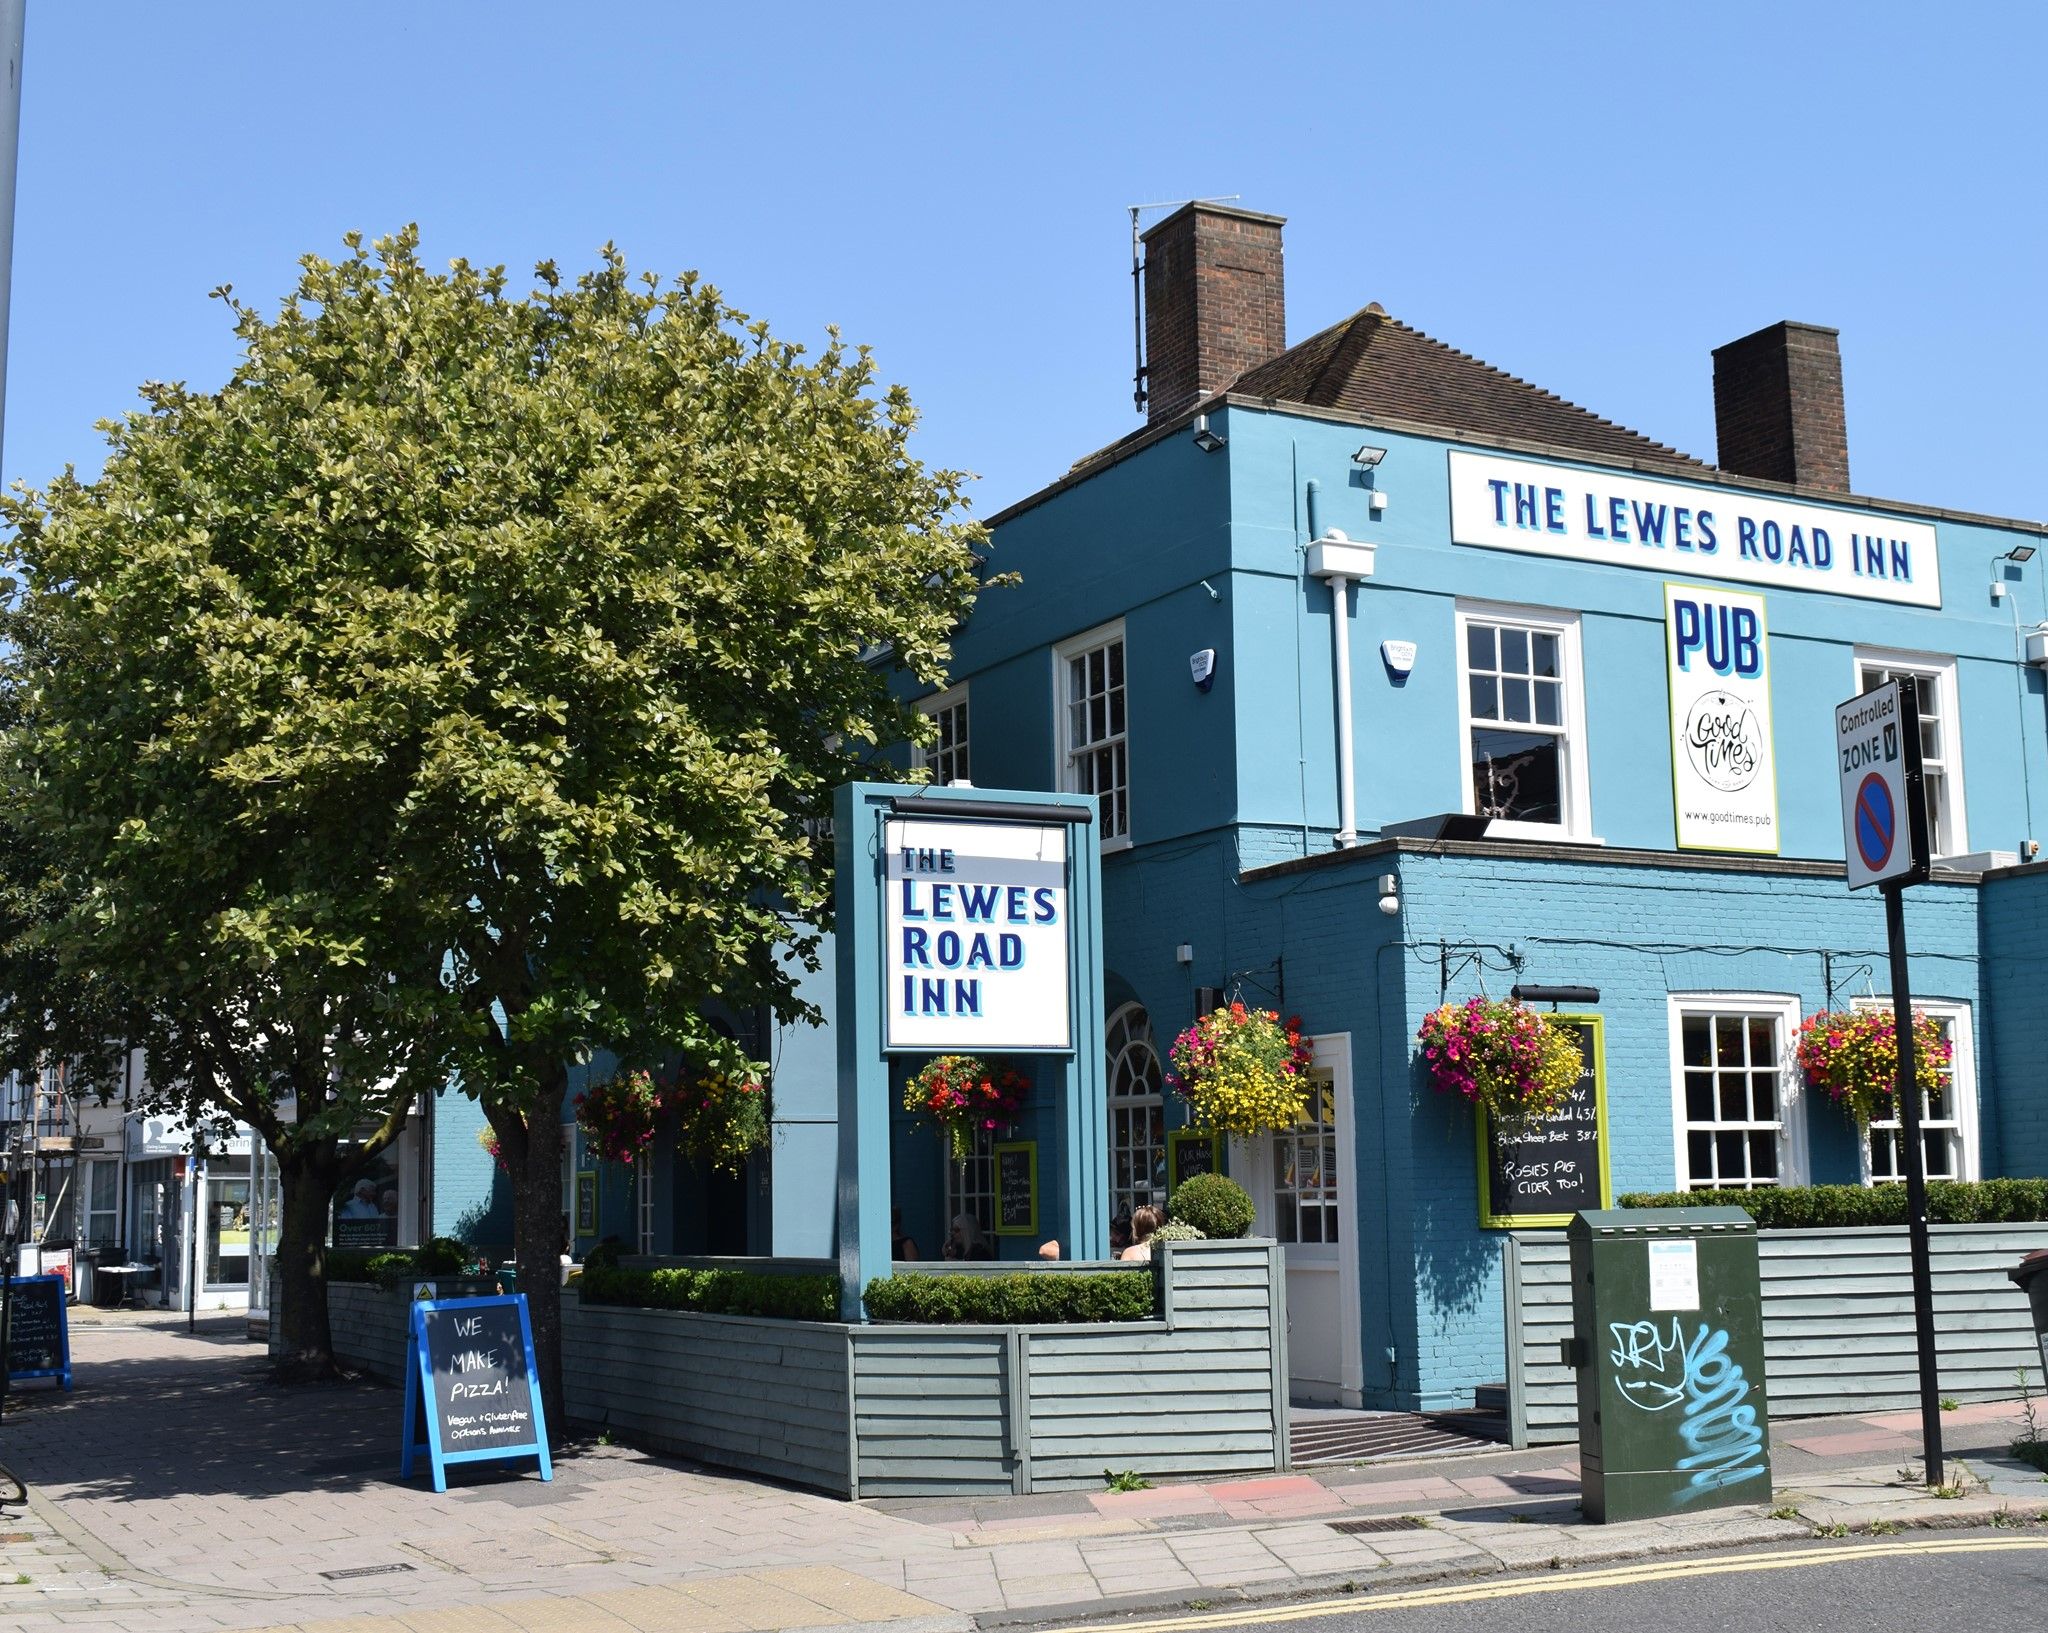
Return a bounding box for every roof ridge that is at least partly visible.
[1377,311,1693,461]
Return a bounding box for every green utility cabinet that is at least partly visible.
[1567,1208,1771,1522]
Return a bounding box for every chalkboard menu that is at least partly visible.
[400,1295,552,1491]
[5,1274,71,1388]
[1167,1129,1221,1195]
[1477,1015,1611,1228]
[994,1141,1038,1237]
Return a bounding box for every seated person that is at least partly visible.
[1119,1205,1161,1262]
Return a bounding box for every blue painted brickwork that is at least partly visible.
[1980,866,2048,1178]
[1100,835,1994,1412]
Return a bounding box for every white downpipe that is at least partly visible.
[1330,574,1357,847]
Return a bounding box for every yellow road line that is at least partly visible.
[1054,1535,2048,1632]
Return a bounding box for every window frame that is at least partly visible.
[1851,647,1967,858]
[1850,996,1979,1185]
[914,681,972,788]
[944,1128,997,1238]
[1453,599,1594,841]
[1053,619,1131,852]
[1105,1001,1165,1219]
[1666,992,1806,1191]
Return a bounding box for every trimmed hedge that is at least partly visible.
[326,1237,476,1286]
[580,1263,839,1321]
[1619,1178,2048,1230]
[863,1270,1156,1325]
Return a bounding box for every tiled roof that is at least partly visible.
[1228,303,1704,468]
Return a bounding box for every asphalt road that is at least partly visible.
[1051,1531,2048,1633]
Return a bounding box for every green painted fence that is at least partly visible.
[1504,1223,2048,1446]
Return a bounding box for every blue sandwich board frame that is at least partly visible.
[5,1273,73,1390]
[400,1293,552,1492]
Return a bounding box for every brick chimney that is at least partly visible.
[1711,320,1851,493]
[1141,203,1287,425]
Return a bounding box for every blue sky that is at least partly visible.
[10,3,2045,522]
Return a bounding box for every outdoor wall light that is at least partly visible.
[1510,983,1601,1007]
[1192,414,1226,453]
[1351,445,1388,469]
[1992,544,2036,602]
[1377,872,1400,916]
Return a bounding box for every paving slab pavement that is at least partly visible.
[3,1310,2047,1631]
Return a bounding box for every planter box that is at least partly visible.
[1505,1222,2048,1445]
[325,1277,500,1384]
[567,1238,1288,1497]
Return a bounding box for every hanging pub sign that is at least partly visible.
[1663,583,1780,855]
[1477,1017,1611,1229]
[4,1274,72,1389]
[883,816,1071,1052]
[1448,450,1940,608]
[400,1294,552,1492]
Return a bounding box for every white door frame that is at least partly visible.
[1233,1032,1364,1406]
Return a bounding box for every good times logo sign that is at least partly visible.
[1683,691,1765,792]
[1664,584,1779,853]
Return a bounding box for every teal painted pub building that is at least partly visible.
[881,203,2048,1412]
[427,203,2048,1416]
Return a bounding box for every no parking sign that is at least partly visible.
[1834,678,1930,891]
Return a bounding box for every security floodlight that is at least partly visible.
[1192,414,1226,454]
[2005,545,2037,563]
[1351,445,1388,469]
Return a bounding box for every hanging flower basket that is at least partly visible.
[670,1070,770,1174]
[574,1069,668,1166]
[1416,997,1581,1128]
[1796,1009,1951,1127]
[476,1124,507,1172]
[1166,1003,1313,1135]
[904,1055,1028,1161]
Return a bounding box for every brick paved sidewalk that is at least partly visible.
[2,1312,2044,1632]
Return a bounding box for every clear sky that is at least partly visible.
[9,3,2045,524]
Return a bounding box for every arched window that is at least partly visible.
[1106,1003,1166,1219]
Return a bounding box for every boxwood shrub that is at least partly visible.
[579,1263,839,1321]
[326,1237,477,1286]
[1168,1172,1256,1239]
[863,1270,1156,1325]
[1619,1178,2048,1230]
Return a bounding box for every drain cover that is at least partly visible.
[1329,1516,1429,1535]
[318,1562,417,1581]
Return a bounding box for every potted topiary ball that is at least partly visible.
[1168,1172,1256,1239]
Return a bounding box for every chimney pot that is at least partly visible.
[1711,320,1851,493]
[1141,204,1287,425]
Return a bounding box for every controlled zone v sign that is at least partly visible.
[1835,678,1930,891]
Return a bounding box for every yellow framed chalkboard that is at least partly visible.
[1476,1014,1612,1229]
[994,1142,1038,1236]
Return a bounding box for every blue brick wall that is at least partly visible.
[1980,866,2048,1177]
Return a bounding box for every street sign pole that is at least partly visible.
[1836,673,1941,1486]
[1884,877,1942,1487]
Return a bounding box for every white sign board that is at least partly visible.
[1663,583,1779,854]
[883,817,1071,1052]
[1835,680,1926,890]
[1648,1240,1701,1312]
[1449,450,1941,608]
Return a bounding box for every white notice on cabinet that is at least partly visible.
[1647,1240,1700,1311]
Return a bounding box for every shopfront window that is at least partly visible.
[1669,995,1801,1189]
[1854,1000,1976,1184]
[85,1160,119,1249]
[1106,1002,1165,1219]
[1854,651,1965,857]
[1456,602,1588,836]
[206,1174,252,1288]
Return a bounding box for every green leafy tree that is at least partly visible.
[2,229,985,1422]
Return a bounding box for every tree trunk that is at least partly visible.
[270,1142,344,1383]
[503,1098,567,1439]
